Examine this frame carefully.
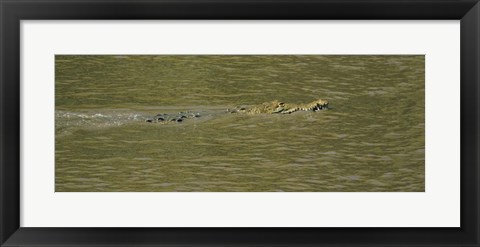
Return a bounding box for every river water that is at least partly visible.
[55,55,424,192]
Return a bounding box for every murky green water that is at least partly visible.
[55,55,424,192]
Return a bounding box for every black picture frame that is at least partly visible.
[1,0,479,246]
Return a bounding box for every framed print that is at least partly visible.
[1,0,479,246]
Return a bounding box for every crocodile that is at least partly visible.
[145,99,329,124]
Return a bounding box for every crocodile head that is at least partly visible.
[274,99,329,114]
[235,99,329,114]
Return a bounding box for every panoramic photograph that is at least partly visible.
[55,55,425,192]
